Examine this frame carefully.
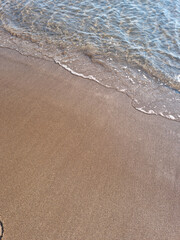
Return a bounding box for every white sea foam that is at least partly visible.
[166,115,176,120]
[136,107,157,115]
[54,59,112,89]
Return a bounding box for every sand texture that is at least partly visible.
[0,47,180,240]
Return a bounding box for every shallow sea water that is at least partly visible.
[0,0,180,121]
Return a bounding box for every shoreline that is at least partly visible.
[0,26,180,122]
[0,47,180,240]
[1,23,180,121]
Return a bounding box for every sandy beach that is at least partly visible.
[0,47,180,240]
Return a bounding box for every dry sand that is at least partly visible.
[0,47,180,240]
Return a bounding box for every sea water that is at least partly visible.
[0,0,179,121]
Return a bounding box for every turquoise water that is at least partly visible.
[0,0,180,120]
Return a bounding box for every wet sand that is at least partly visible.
[0,47,180,240]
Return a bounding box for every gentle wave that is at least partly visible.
[0,0,180,121]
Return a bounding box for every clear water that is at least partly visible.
[0,0,180,121]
